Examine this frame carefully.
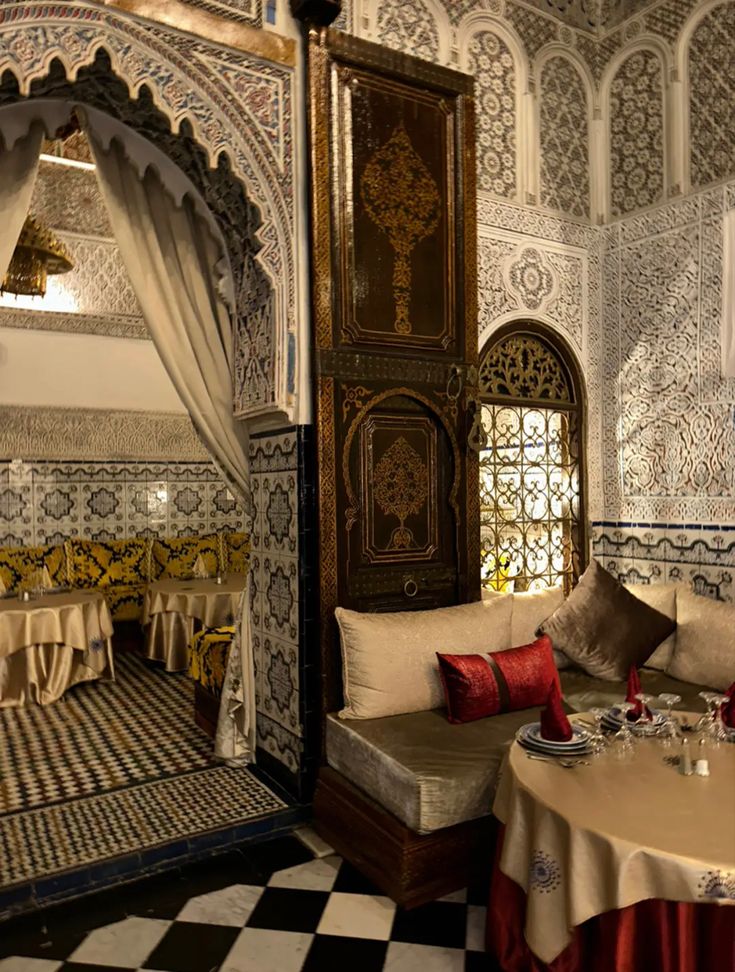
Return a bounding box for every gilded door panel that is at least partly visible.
[333,68,456,351]
[360,414,439,563]
[308,28,479,718]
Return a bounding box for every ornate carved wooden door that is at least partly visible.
[307,28,480,713]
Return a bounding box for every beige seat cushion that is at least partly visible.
[667,590,734,691]
[326,706,535,834]
[559,667,710,713]
[335,597,513,720]
[623,582,681,671]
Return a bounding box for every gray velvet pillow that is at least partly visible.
[537,560,676,681]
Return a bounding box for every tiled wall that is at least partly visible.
[0,460,243,547]
[592,523,735,603]
[599,182,735,601]
[249,428,318,796]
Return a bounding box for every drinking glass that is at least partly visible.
[588,706,610,755]
[632,693,656,736]
[657,692,681,748]
[613,701,635,757]
[711,694,731,745]
[695,691,718,735]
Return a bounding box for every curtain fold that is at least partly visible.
[0,122,44,282]
[723,209,735,378]
[86,130,256,763]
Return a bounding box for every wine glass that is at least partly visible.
[613,701,635,757]
[695,691,718,734]
[657,692,682,748]
[711,694,731,745]
[588,706,610,755]
[632,693,656,736]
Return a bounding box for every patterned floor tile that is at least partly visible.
[220,928,314,972]
[140,922,240,972]
[267,855,341,892]
[67,917,170,968]
[0,656,285,889]
[2,841,493,972]
[302,934,388,971]
[316,892,396,940]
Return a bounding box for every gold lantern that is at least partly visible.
[1,215,74,298]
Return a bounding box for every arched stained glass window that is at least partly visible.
[478,324,586,595]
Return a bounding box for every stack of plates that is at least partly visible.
[516,722,592,756]
[601,705,664,732]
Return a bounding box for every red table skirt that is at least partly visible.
[487,826,735,972]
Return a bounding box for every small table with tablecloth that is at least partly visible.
[142,576,246,673]
[0,590,115,707]
[488,717,735,971]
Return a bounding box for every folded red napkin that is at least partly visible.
[723,682,735,729]
[540,679,573,742]
[626,665,652,721]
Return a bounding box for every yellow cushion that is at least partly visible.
[223,531,251,574]
[104,583,147,623]
[152,534,222,579]
[188,625,235,696]
[66,538,150,588]
[0,544,66,593]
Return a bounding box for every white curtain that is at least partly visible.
[723,209,735,378]
[0,122,44,281]
[86,129,256,763]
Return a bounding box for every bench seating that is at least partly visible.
[315,582,733,908]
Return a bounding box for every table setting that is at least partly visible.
[489,668,735,971]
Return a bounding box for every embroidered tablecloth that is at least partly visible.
[493,718,735,964]
[0,590,115,706]
[142,577,245,672]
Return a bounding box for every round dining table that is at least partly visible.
[0,589,115,707]
[142,575,246,672]
[488,716,735,971]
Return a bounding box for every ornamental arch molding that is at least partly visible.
[0,1,297,420]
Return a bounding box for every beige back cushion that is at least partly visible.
[336,597,513,720]
[510,586,564,646]
[624,582,681,671]
[667,589,734,691]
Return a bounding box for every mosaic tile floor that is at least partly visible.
[0,834,491,971]
[0,655,286,890]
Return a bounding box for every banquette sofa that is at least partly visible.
[0,530,250,630]
[313,566,733,908]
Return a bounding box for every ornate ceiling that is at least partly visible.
[519,0,659,32]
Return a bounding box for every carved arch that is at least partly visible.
[677,0,735,193]
[0,2,297,418]
[458,15,529,204]
[601,39,670,218]
[361,0,451,65]
[533,48,593,220]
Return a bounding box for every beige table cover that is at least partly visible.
[493,717,735,964]
[142,577,245,672]
[0,591,115,707]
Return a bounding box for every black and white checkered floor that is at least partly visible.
[0,832,491,971]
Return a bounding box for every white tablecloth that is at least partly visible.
[493,716,735,964]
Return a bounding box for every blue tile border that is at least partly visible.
[0,806,307,922]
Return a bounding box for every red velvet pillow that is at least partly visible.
[437,635,559,724]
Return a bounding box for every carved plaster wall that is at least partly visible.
[0,0,298,420]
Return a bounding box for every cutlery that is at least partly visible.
[525,754,589,767]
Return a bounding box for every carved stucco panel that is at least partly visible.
[0,1,297,419]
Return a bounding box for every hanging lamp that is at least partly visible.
[1,214,74,298]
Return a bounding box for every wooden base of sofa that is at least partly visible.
[194,683,219,739]
[313,766,496,909]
